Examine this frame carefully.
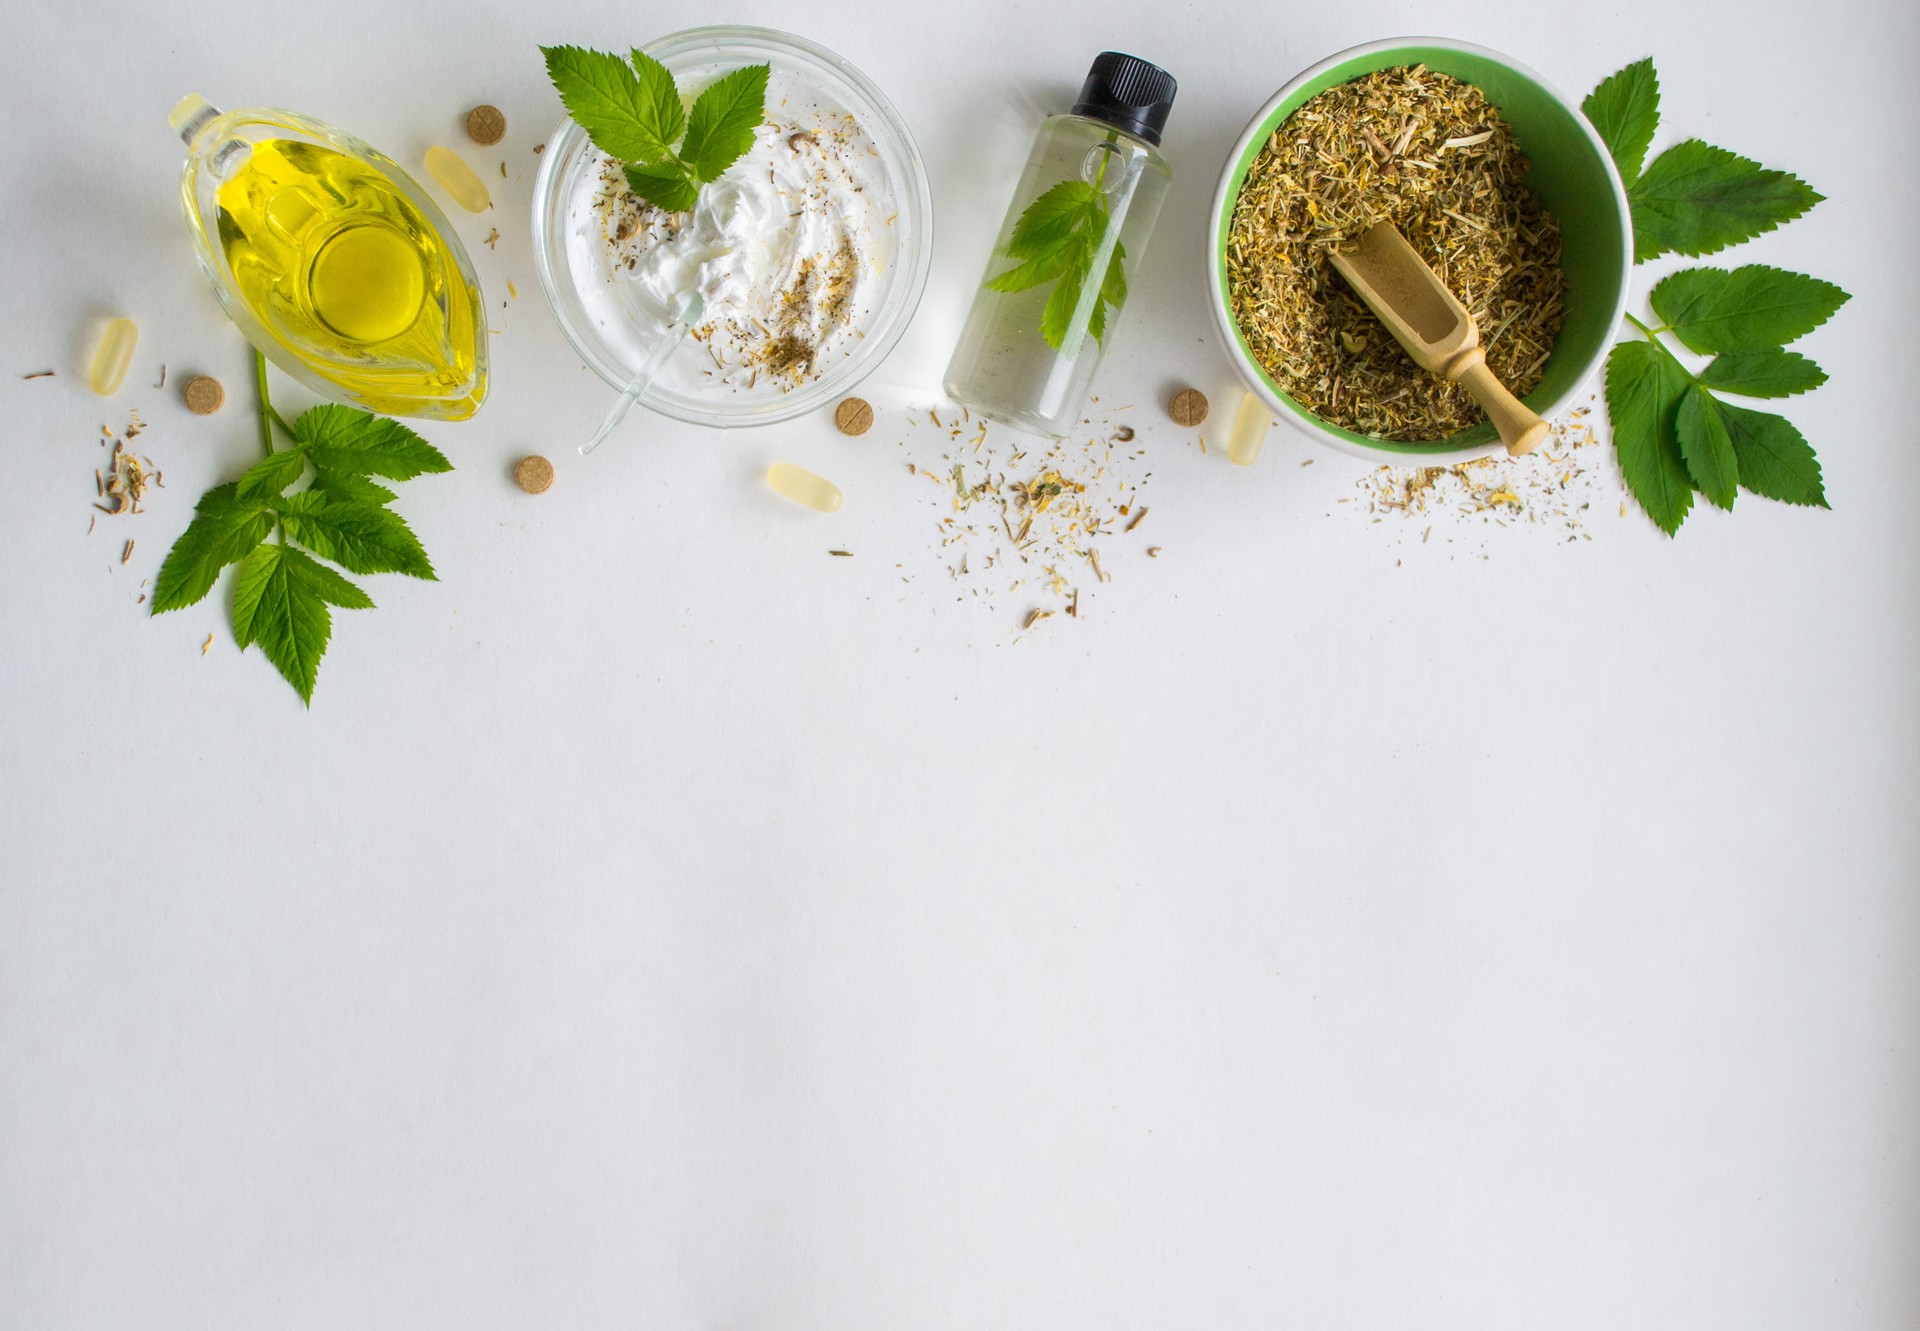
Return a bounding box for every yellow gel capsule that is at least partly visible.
[1227,391,1271,466]
[423,145,490,213]
[766,462,842,512]
[87,317,138,396]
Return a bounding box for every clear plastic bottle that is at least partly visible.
[944,53,1176,438]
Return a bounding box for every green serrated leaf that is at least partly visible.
[1676,385,1739,510]
[1606,338,1695,534]
[230,544,367,704]
[1005,181,1101,259]
[541,45,680,164]
[305,470,398,506]
[1100,239,1128,313]
[1650,265,1850,354]
[628,48,688,150]
[984,244,1078,293]
[1088,240,1129,347]
[1040,263,1087,351]
[283,544,375,609]
[994,179,1125,350]
[1582,58,1661,184]
[623,161,700,214]
[681,64,768,183]
[1628,139,1822,262]
[230,541,279,651]
[278,494,436,580]
[234,445,307,500]
[150,484,275,614]
[292,404,452,480]
[1698,348,1827,398]
[1720,400,1828,508]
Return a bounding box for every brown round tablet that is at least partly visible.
[182,375,224,415]
[1169,387,1209,427]
[466,104,507,146]
[834,396,874,436]
[513,455,554,494]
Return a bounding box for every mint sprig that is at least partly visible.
[151,352,449,704]
[986,180,1128,350]
[542,44,768,214]
[1586,58,1847,535]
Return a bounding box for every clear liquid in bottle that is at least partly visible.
[944,54,1175,438]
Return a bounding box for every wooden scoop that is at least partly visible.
[1328,222,1548,456]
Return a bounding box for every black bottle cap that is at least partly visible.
[1071,52,1177,147]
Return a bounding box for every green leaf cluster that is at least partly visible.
[152,355,449,704]
[985,179,1128,351]
[1584,59,1825,264]
[1583,60,1848,535]
[542,44,768,214]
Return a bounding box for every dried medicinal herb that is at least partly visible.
[1226,66,1566,441]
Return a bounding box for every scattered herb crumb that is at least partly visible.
[892,402,1151,633]
[1225,64,1566,441]
[1342,404,1607,547]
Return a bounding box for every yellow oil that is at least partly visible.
[216,138,484,418]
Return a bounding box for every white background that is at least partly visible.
[3,0,1915,1325]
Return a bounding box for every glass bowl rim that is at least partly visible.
[529,24,934,429]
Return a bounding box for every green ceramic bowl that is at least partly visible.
[1206,38,1632,463]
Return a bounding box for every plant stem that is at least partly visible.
[253,351,301,446]
[252,351,291,551]
[253,351,274,459]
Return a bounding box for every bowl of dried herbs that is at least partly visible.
[1209,39,1631,463]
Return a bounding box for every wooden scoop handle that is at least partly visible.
[1446,347,1548,456]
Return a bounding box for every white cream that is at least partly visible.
[564,65,898,399]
